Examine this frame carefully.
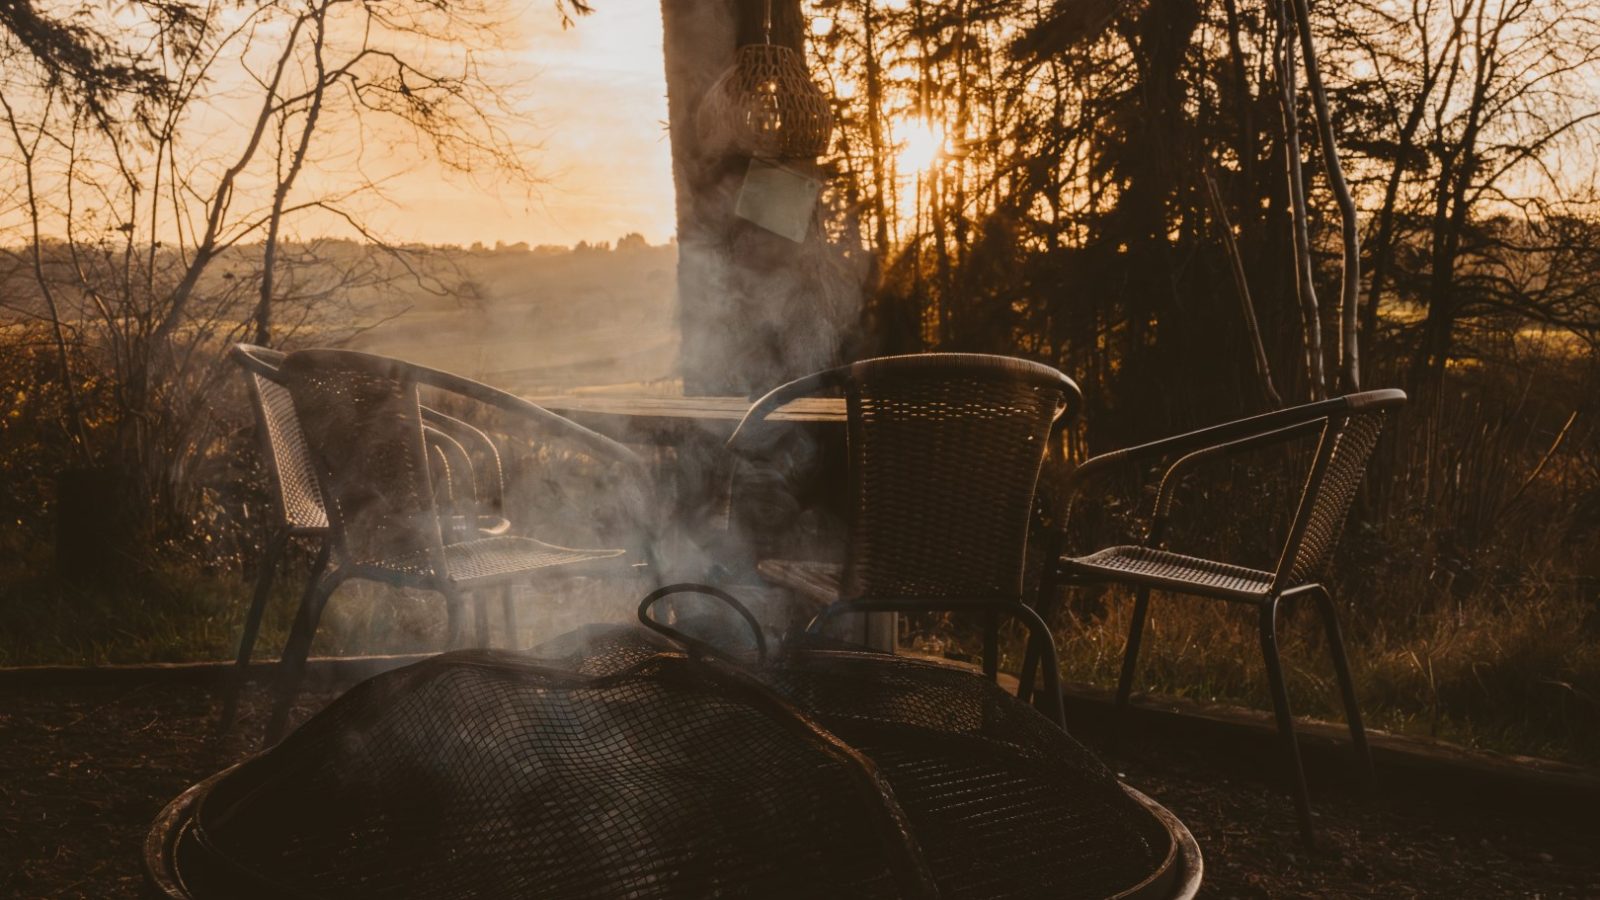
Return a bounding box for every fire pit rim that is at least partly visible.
[144,762,1202,900]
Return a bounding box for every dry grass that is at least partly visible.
[910,519,1600,765]
[3,536,1595,765]
[1047,581,1598,764]
[0,547,652,669]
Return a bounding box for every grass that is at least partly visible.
[908,569,1600,767]
[4,534,1595,767]
[0,546,652,669]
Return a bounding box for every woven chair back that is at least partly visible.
[281,350,442,577]
[841,354,1080,606]
[1278,392,1403,586]
[233,346,329,532]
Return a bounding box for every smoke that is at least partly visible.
[306,0,873,658]
[664,0,869,398]
[496,0,863,647]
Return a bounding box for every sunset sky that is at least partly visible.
[371,5,676,248]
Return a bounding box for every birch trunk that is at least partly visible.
[1290,0,1361,392]
[1275,4,1326,400]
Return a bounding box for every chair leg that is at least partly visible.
[473,592,491,648]
[1307,583,1374,783]
[1018,569,1064,705]
[982,610,999,681]
[807,602,885,653]
[445,592,467,648]
[1114,586,1153,715]
[1260,595,1316,847]
[500,585,518,650]
[1017,644,1037,704]
[220,529,292,732]
[1017,628,1047,707]
[804,602,850,640]
[1016,604,1066,730]
[265,569,342,746]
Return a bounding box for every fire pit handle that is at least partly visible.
[638,582,769,665]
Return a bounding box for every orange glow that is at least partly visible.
[895,119,946,175]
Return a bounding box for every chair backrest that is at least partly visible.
[1275,390,1406,587]
[838,354,1081,607]
[230,344,328,532]
[279,349,444,578]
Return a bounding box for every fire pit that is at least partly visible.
[147,593,1200,899]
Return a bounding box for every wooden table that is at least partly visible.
[528,394,845,441]
[527,393,893,651]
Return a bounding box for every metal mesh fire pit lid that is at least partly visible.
[150,625,1196,899]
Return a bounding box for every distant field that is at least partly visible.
[0,240,681,395]
[349,243,679,394]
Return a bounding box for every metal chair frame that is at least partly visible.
[1023,389,1406,844]
[252,348,654,744]
[729,353,1083,727]
[221,345,511,731]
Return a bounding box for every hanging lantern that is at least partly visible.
[700,2,834,160]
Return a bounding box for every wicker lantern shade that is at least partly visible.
[702,42,834,160]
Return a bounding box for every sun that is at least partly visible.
[895,119,946,174]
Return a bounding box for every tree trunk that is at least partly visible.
[1205,171,1282,408]
[1290,0,1360,392]
[256,5,329,347]
[1275,5,1326,400]
[661,0,860,396]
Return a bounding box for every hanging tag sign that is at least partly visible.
[735,158,821,243]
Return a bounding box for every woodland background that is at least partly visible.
[0,0,1596,763]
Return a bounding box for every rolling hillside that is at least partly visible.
[349,242,679,394]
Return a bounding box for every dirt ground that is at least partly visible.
[2,676,1596,899]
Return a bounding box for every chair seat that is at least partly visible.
[1064,545,1273,600]
[755,559,842,613]
[367,535,626,587]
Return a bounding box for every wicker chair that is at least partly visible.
[261,348,654,743]
[728,353,1083,726]
[220,345,511,731]
[1024,389,1406,844]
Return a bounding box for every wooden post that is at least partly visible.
[660,0,860,396]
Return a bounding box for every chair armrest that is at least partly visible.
[1051,401,1351,552]
[237,341,635,467]
[252,343,650,520]
[229,343,287,378]
[726,367,847,457]
[401,362,646,472]
[1148,419,1327,541]
[407,364,666,569]
[1072,397,1353,474]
